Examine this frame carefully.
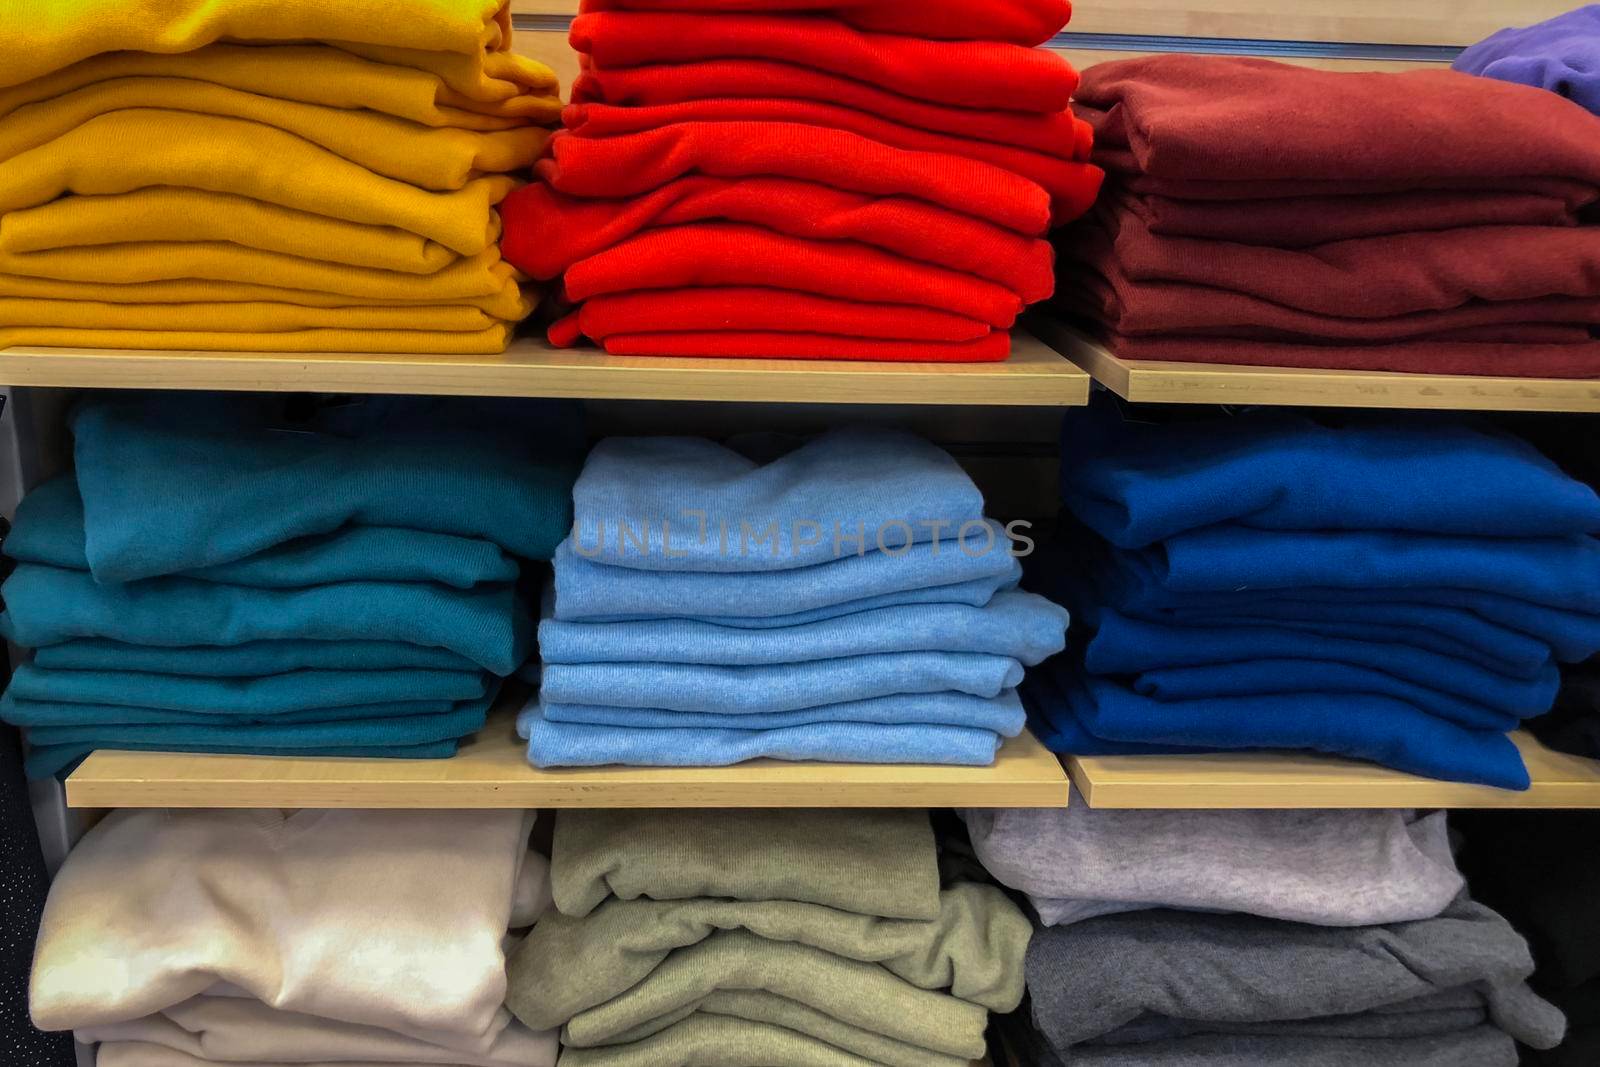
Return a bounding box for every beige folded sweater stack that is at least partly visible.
[506,808,1033,1066]
[31,808,556,1067]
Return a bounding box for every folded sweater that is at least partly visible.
[0,42,558,129]
[70,394,579,580]
[554,1012,940,1067]
[537,692,1026,735]
[6,663,490,717]
[1082,612,1557,723]
[569,429,983,572]
[0,565,531,676]
[31,807,535,1033]
[0,0,531,88]
[23,693,493,753]
[574,0,1070,45]
[1455,7,1600,115]
[1121,185,1595,247]
[562,98,1095,216]
[522,708,1006,768]
[0,111,521,254]
[559,223,1025,328]
[1,189,464,274]
[1088,525,1600,616]
[1029,667,1532,789]
[7,662,486,713]
[500,176,1054,298]
[558,930,990,1059]
[32,638,479,676]
[507,883,1029,1030]
[1058,407,1600,546]
[0,264,532,320]
[25,737,462,781]
[1077,54,1600,186]
[570,12,1077,111]
[565,290,991,343]
[1080,208,1600,321]
[551,807,939,920]
[0,79,548,192]
[539,589,1067,664]
[577,330,1012,362]
[537,123,1054,234]
[1086,557,1600,664]
[79,997,556,1067]
[1025,897,1565,1055]
[553,528,1020,623]
[965,800,1463,928]
[9,476,519,589]
[571,58,1085,156]
[539,653,1023,713]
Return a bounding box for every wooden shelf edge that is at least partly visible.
[63,718,1073,810]
[0,330,1089,407]
[1028,315,1600,413]
[1065,733,1600,810]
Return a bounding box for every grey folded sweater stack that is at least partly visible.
[965,797,1566,1065]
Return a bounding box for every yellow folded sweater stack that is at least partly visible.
[0,0,559,353]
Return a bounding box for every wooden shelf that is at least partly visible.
[63,712,1072,809]
[1066,732,1600,809]
[0,330,1088,406]
[1031,317,1600,413]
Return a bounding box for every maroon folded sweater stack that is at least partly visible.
[1057,54,1600,378]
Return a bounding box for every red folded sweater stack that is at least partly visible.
[1057,55,1600,378]
[500,0,1102,361]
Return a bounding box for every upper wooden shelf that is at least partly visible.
[0,331,1088,406]
[64,712,1072,809]
[1066,732,1600,809]
[1032,317,1600,413]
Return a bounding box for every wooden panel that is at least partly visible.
[1033,318,1600,414]
[515,23,1451,77]
[1053,47,1440,73]
[511,0,1558,46]
[0,330,1089,406]
[1067,1,1564,47]
[64,712,1073,809]
[1067,733,1600,809]
[514,27,580,99]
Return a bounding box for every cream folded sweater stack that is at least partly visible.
[31,808,556,1067]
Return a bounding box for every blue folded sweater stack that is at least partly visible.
[1026,405,1600,790]
[521,428,1070,767]
[1,394,581,778]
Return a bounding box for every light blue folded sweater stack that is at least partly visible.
[1,393,582,778]
[521,429,1070,768]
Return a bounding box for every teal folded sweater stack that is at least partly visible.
[0,394,582,778]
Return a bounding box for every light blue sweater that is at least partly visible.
[568,429,986,572]
[538,589,1067,666]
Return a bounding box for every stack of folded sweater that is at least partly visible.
[521,427,1069,767]
[499,0,1102,362]
[1456,812,1600,1066]
[32,808,555,1067]
[1456,7,1600,114]
[969,803,1565,1065]
[0,393,579,778]
[0,0,559,354]
[1024,404,1600,789]
[506,808,1031,1066]
[1054,54,1600,377]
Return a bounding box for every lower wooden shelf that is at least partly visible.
[63,712,1072,809]
[1030,316,1600,413]
[0,330,1089,406]
[1066,732,1600,809]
